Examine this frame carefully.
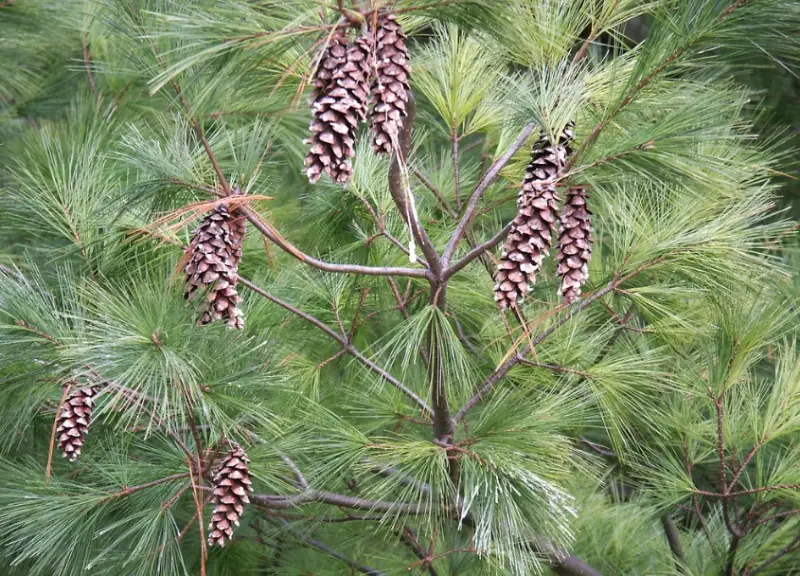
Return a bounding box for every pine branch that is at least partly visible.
[746,534,800,576]
[566,0,755,172]
[445,222,511,278]
[238,276,432,415]
[240,205,431,279]
[251,489,433,515]
[442,122,537,266]
[103,472,191,501]
[456,258,662,421]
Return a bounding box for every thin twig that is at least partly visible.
[82,33,101,108]
[103,472,191,501]
[746,534,800,575]
[441,122,537,266]
[452,127,462,209]
[238,276,431,415]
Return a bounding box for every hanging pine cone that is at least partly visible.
[556,186,592,304]
[184,197,246,329]
[304,31,372,184]
[369,12,412,155]
[494,122,575,310]
[207,443,253,548]
[56,383,99,462]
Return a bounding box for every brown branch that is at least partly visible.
[728,439,767,490]
[82,33,101,107]
[441,122,537,266]
[750,509,800,529]
[103,472,191,501]
[240,205,430,279]
[710,389,743,538]
[445,222,512,278]
[237,276,431,415]
[518,358,593,379]
[251,489,434,515]
[694,484,800,499]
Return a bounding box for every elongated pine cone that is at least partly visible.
[56,383,99,462]
[494,122,575,310]
[557,186,592,304]
[208,443,253,547]
[369,12,412,155]
[184,198,246,329]
[305,32,372,184]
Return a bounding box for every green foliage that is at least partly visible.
[1,0,800,575]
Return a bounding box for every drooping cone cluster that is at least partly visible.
[304,30,372,184]
[369,12,412,155]
[56,383,99,462]
[184,198,246,329]
[556,186,592,304]
[494,122,575,310]
[208,443,253,547]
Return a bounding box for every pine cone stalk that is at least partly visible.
[304,30,372,184]
[56,383,99,462]
[207,443,253,547]
[556,186,593,304]
[369,12,412,155]
[494,122,575,310]
[184,196,246,329]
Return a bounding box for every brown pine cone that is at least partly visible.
[494,122,575,310]
[304,32,372,184]
[56,383,99,462]
[184,197,246,329]
[207,443,253,547]
[369,12,412,155]
[556,186,592,304]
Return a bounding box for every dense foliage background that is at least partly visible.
[1,1,800,575]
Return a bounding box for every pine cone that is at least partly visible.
[304,32,372,184]
[56,383,99,462]
[369,12,412,155]
[184,199,246,329]
[494,122,575,310]
[556,186,592,304]
[207,443,253,547]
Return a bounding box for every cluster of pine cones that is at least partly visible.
[305,11,412,184]
[54,378,255,548]
[494,123,593,310]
